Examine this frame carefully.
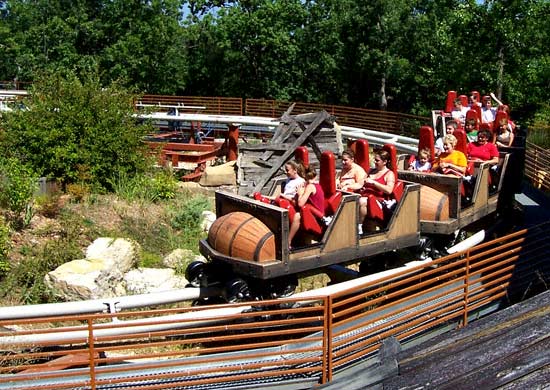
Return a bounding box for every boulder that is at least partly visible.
[201,210,217,232]
[45,238,139,300]
[163,248,207,270]
[163,248,193,269]
[86,238,138,279]
[124,268,188,294]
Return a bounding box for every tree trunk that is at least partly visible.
[380,75,388,111]
[496,46,505,100]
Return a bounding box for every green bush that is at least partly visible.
[109,168,178,203]
[0,70,153,190]
[0,212,84,304]
[528,103,550,148]
[0,216,10,276]
[0,157,38,227]
[170,195,212,232]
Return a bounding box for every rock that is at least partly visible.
[85,237,139,279]
[45,259,108,300]
[163,248,193,269]
[124,268,188,294]
[45,237,140,301]
[201,211,217,232]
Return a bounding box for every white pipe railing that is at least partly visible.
[0,286,222,321]
[137,113,420,154]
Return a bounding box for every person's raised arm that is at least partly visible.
[490,92,504,107]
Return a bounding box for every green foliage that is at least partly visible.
[116,193,211,259]
[1,0,188,93]
[528,103,550,148]
[0,216,10,276]
[138,251,164,269]
[0,211,85,304]
[1,0,550,130]
[170,195,211,232]
[0,157,38,226]
[109,168,178,203]
[0,71,151,190]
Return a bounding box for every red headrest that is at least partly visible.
[320,151,336,198]
[459,95,469,107]
[445,91,457,113]
[418,126,435,161]
[470,90,480,102]
[354,139,370,173]
[382,144,398,178]
[465,108,480,129]
[294,146,309,168]
[479,122,493,133]
[494,110,509,129]
[453,129,468,155]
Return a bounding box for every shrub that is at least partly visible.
[170,195,212,232]
[0,157,38,227]
[0,216,10,276]
[109,168,178,203]
[0,212,85,304]
[0,70,153,190]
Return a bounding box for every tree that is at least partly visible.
[0,70,151,190]
[1,0,189,94]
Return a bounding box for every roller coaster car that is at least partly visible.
[197,146,421,287]
[400,125,519,236]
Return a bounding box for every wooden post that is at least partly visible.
[228,124,239,161]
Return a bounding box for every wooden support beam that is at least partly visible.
[252,110,332,194]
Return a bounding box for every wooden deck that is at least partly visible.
[381,289,550,389]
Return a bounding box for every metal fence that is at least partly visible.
[138,95,431,138]
[525,141,550,193]
[1,222,548,389]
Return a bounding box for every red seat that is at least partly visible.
[493,110,509,132]
[354,139,370,173]
[454,129,468,155]
[466,106,481,128]
[301,151,342,236]
[459,94,469,108]
[445,91,457,113]
[294,146,309,168]
[480,122,493,134]
[409,126,435,168]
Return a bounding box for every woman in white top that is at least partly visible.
[280,160,306,200]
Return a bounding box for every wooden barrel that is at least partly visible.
[208,212,276,263]
[420,186,450,221]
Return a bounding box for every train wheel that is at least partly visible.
[225,278,251,302]
[452,229,468,247]
[185,261,207,287]
[359,255,387,274]
[417,236,445,260]
[268,275,298,299]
